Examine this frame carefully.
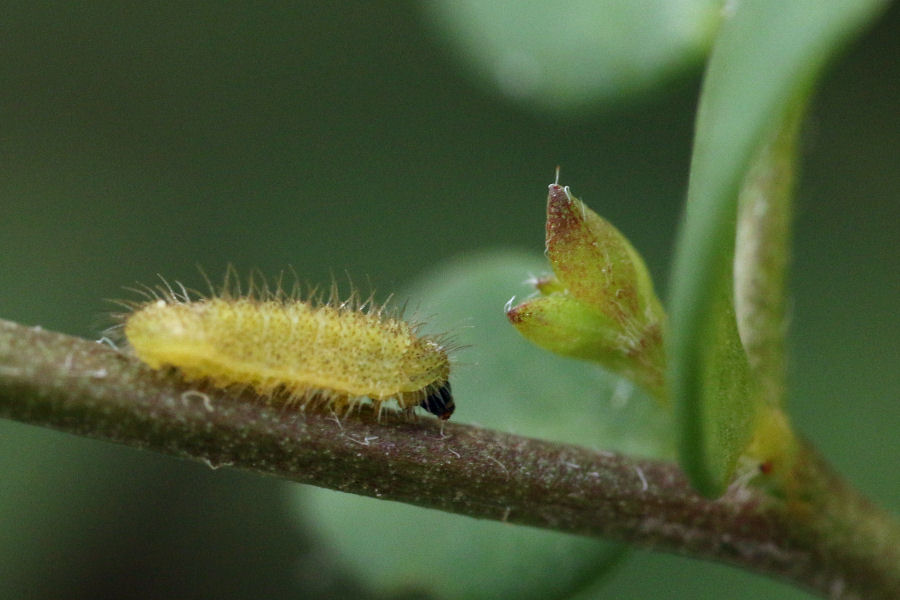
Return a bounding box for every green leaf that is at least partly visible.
[290,252,675,600]
[668,0,888,497]
[420,0,721,112]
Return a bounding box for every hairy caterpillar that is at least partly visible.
[119,272,454,420]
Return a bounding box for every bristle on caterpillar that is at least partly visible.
[118,270,455,420]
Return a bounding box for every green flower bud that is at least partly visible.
[507,179,667,401]
[545,183,663,326]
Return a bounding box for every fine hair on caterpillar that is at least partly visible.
[114,267,455,421]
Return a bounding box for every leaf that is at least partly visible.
[290,252,675,600]
[420,0,721,112]
[667,0,888,497]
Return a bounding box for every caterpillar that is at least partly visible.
[119,272,455,420]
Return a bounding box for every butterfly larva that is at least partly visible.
[120,275,455,420]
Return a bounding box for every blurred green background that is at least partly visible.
[1,2,897,598]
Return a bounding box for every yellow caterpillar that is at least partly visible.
[121,274,454,420]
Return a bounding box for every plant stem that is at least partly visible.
[734,96,803,411]
[0,318,897,599]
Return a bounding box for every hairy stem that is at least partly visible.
[734,97,803,411]
[0,319,897,599]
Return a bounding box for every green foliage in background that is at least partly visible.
[423,0,720,111]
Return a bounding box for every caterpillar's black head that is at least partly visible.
[421,381,454,420]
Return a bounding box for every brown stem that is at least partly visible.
[0,319,897,599]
